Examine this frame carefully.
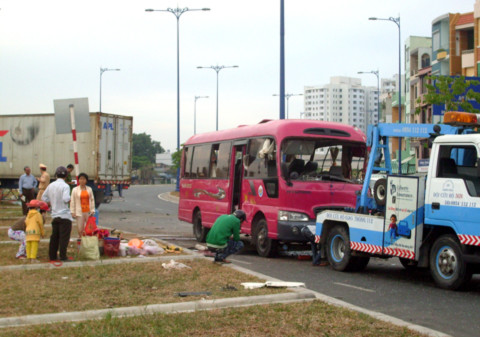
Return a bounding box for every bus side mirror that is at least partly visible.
[281,163,292,186]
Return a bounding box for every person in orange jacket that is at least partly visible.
[70,173,95,238]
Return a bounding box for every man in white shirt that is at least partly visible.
[42,166,73,262]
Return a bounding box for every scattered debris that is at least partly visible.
[241,281,306,289]
[221,285,238,291]
[162,259,191,270]
[176,291,212,297]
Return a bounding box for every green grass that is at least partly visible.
[0,300,427,337]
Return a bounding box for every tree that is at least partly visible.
[132,133,165,170]
[416,76,480,114]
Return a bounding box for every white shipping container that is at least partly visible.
[0,113,132,182]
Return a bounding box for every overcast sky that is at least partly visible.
[0,0,476,151]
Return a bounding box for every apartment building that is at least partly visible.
[303,77,378,133]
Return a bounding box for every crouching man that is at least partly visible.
[206,210,246,264]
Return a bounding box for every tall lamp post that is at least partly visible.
[357,70,380,125]
[194,95,209,135]
[273,93,303,119]
[369,16,402,172]
[197,65,238,131]
[146,6,210,191]
[99,67,120,112]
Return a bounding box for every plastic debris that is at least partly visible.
[176,291,211,297]
[162,259,191,270]
[241,281,306,289]
[241,282,265,289]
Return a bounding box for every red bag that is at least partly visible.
[84,216,98,236]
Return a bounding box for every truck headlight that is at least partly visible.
[278,211,309,222]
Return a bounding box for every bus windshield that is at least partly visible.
[281,138,365,183]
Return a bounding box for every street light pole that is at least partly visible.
[369,16,402,171]
[279,0,286,120]
[99,67,120,112]
[146,6,210,191]
[197,65,238,131]
[194,95,209,135]
[357,70,380,126]
[273,93,303,119]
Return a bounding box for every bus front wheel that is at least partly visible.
[193,211,208,243]
[254,219,277,257]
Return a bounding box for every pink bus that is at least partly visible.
[178,119,367,256]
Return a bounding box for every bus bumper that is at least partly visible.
[277,220,316,242]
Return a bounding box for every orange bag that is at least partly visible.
[84,216,98,236]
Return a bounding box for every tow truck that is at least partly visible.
[314,111,480,290]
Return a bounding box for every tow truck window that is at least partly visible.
[281,139,365,182]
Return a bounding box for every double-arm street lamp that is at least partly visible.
[369,16,402,171]
[357,70,380,125]
[273,93,303,119]
[194,95,209,135]
[146,6,210,191]
[99,67,120,112]
[197,65,238,131]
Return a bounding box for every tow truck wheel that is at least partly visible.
[429,235,472,290]
[326,226,354,271]
[193,210,208,243]
[373,178,387,206]
[254,219,278,257]
[399,257,418,270]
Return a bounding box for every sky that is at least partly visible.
[0,0,476,152]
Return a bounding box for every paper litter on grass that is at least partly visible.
[162,259,191,270]
[241,281,305,289]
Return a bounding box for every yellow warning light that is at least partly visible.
[443,111,480,126]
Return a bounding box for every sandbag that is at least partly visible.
[79,235,100,260]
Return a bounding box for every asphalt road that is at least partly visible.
[100,185,480,337]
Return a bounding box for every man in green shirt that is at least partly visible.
[206,210,246,263]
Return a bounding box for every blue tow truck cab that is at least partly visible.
[314,111,480,290]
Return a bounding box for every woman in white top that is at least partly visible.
[70,173,95,238]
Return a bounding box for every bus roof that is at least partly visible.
[184,119,367,146]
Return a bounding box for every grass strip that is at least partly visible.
[0,259,284,317]
[0,300,426,337]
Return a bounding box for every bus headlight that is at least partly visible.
[278,211,309,222]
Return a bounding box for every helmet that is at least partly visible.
[38,201,50,212]
[26,200,41,208]
[233,210,246,223]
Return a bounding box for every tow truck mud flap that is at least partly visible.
[383,175,425,260]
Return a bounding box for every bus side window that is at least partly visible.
[191,144,211,178]
[246,138,276,179]
[214,142,231,179]
[183,146,192,178]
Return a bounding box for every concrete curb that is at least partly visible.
[0,291,315,329]
[0,254,201,272]
[157,192,179,204]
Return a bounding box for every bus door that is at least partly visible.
[231,144,246,213]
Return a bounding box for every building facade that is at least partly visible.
[303,76,378,133]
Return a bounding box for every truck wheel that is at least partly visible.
[326,226,354,271]
[373,178,387,206]
[254,219,278,257]
[429,235,472,290]
[193,211,208,243]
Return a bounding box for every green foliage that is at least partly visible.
[132,133,164,170]
[416,76,480,114]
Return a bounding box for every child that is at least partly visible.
[389,214,398,243]
[25,200,45,263]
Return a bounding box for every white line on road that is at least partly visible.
[334,282,375,293]
[229,259,252,265]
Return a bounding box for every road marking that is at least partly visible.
[229,259,252,265]
[333,282,375,293]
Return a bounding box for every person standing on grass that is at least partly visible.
[42,166,73,262]
[25,200,45,263]
[206,210,245,264]
[70,172,95,239]
[19,166,37,215]
[36,163,50,200]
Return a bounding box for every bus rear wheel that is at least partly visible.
[254,219,277,257]
[193,211,208,243]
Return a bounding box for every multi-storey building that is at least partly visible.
[303,77,378,133]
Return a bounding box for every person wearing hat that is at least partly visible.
[41,166,73,262]
[36,163,50,200]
